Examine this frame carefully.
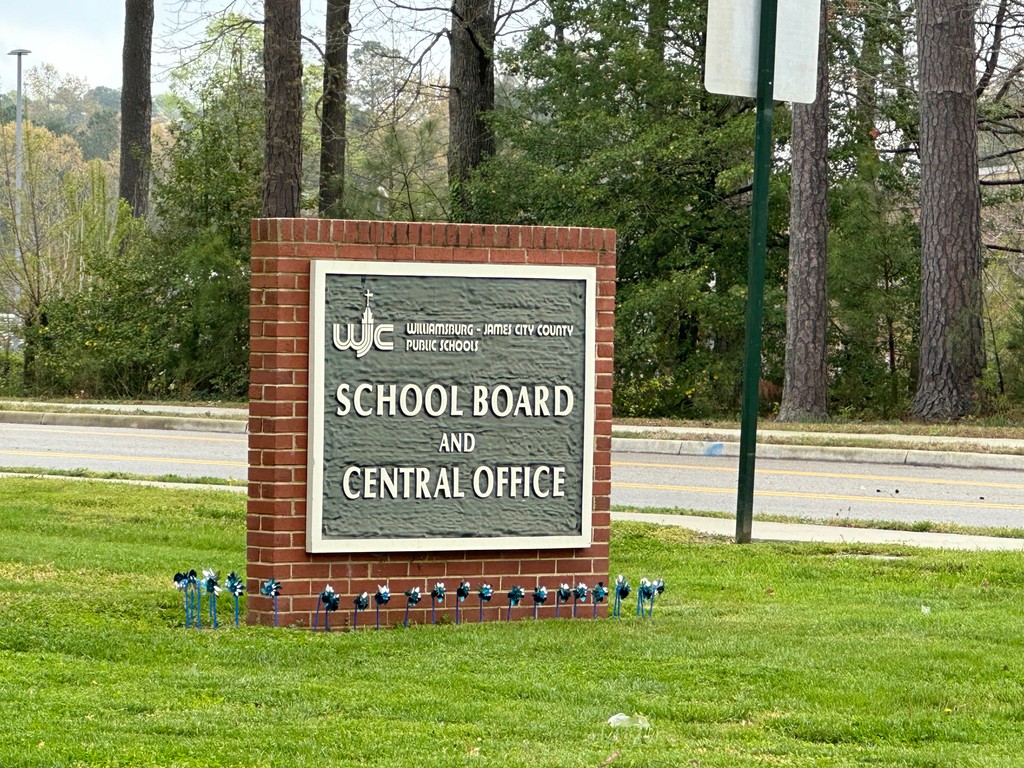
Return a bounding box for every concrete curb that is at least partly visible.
[612,436,1024,472]
[0,410,246,434]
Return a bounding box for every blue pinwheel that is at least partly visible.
[455,581,471,625]
[174,572,192,628]
[373,585,390,630]
[430,582,446,624]
[404,586,422,628]
[477,583,493,622]
[315,585,340,632]
[555,583,571,618]
[636,578,656,617]
[260,578,282,627]
[202,569,221,628]
[649,578,666,617]
[353,591,370,629]
[572,582,588,618]
[613,575,631,618]
[506,585,525,621]
[532,585,548,619]
[592,581,609,618]
[185,570,200,629]
[226,572,246,627]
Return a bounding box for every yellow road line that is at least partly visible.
[612,459,1024,491]
[0,425,245,444]
[612,481,1024,511]
[0,449,247,467]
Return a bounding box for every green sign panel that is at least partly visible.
[307,261,597,553]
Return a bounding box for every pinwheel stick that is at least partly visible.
[272,595,279,628]
[234,594,241,628]
[404,603,411,628]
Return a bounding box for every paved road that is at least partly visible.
[0,422,247,482]
[4,420,1024,532]
[612,451,1024,529]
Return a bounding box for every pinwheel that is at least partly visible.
[353,591,370,629]
[404,586,422,628]
[260,578,282,627]
[613,575,631,618]
[555,583,571,618]
[226,572,246,628]
[592,581,609,618]
[455,581,471,625]
[315,585,340,632]
[477,583,493,622]
[572,582,588,618]
[185,569,200,629]
[636,578,655,617]
[532,585,549,619]
[506,585,525,622]
[430,582,446,624]
[373,585,390,630]
[173,572,192,628]
[202,569,221,629]
[649,578,666,617]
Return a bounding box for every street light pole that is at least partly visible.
[8,49,30,241]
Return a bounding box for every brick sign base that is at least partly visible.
[247,219,615,628]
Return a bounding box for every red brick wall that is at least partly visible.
[247,219,615,627]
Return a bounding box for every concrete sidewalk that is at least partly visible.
[615,511,1024,551]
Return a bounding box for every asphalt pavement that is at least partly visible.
[2,401,1022,550]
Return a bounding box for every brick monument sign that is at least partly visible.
[247,219,615,627]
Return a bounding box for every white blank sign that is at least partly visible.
[704,0,821,104]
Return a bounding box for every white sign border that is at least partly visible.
[306,259,597,554]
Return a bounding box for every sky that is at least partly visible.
[0,1,336,96]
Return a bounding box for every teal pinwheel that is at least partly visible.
[430,582,446,624]
[649,578,666,617]
[226,572,246,627]
[592,581,609,618]
[572,582,588,618]
[555,582,571,618]
[404,586,422,627]
[202,569,221,628]
[477,583,493,622]
[532,585,548,619]
[260,578,282,627]
[613,575,630,618]
[455,581,471,624]
[353,591,370,629]
[174,572,193,628]
[506,585,525,621]
[373,585,390,630]
[636,578,656,617]
[315,585,339,632]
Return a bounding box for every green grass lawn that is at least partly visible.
[3,477,1024,767]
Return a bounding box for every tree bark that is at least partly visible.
[262,0,303,218]
[778,0,829,422]
[448,0,495,218]
[911,0,983,421]
[119,0,153,218]
[319,0,351,218]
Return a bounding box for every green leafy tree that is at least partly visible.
[465,0,789,415]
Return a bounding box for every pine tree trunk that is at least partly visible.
[319,0,350,218]
[911,0,983,421]
[119,0,153,218]
[778,0,829,422]
[448,0,495,218]
[263,0,303,218]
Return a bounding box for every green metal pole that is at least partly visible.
[736,0,779,544]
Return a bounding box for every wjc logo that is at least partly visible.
[333,288,394,358]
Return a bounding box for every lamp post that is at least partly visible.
[8,49,30,239]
